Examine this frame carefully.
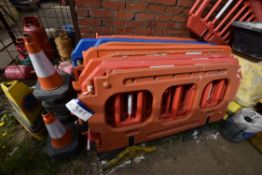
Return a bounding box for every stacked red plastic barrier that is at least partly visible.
[187,0,261,45]
[72,36,241,152]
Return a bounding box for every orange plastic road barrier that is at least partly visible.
[187,0,258,44]
[98,42,187,47]
[72,44,232,91]
[82,44,232,65]
[77,55,240,152]
[78,55,237,93]
[42,111,72,148]
[24,34,64,90]
[96,34,195,41]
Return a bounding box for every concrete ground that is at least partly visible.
[105,128,262,175]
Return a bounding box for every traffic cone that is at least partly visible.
[23,34,64,90]
[42,111,80,160]
[42,111,72,148]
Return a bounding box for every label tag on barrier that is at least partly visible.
[66,99,94,121]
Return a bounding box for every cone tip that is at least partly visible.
[23,34,32,45]
[23,34,41,53]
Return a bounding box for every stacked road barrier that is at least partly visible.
[71,35,241,153]
[187,0,261,45]
[23,34,79,159]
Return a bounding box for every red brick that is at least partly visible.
[78,18,101,26]
[175,22,187,29]
[134,27,152,35]
[125,21,145,28]
[168,29,190,35]
[167,23,177,28]
[102,19,125,26]
[114,26,133,34]
[79,26,93,35]
[147,4,166,13]
[135,13,155,21]
[77,8,89,17]
[95,26,113,34]
[152,29,169,36]
[144,0,177,5]
[156,22,176,29]
[102,0,125,10]
[156,22,169,28]
[166,6,184,14]
[114,10,134,20]
[75,0,101,8]
[156,14,173,21]
[183,8,190,15]
[146,21,157,28]
[172,15,187,22]
[177,0,194,7]
[159,0,177,5]
[81,33,95,38]
[126,2,147,11]
[90,9,113,18]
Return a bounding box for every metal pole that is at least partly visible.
[68,0,81,43]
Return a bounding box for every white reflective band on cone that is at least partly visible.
[29,51,56,77]
[46,120,66,139]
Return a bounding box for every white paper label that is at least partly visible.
[66,99,94,121]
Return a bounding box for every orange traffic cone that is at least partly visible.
[23,34,64,90]
[42,111,72,148]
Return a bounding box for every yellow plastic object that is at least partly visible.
[227,101,242,114]
[249,132,262,153]
[234,54,262,107]
[103,145,156,169]
[1,81,45,140]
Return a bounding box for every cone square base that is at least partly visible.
[46,123,80,160]
[33,74,75,102]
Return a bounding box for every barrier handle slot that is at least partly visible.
[114,95,122,124]
[201,83,213,108]
[135,92,144,123]
[172,86,182,117]
[165,89,172,113]
[212,80,226,105]
[184,85,195,112]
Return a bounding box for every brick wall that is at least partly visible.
[74,0,195,38]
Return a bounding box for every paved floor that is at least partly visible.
[105,128,262,175]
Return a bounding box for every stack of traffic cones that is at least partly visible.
[23,34,75,123]
[23,34,79,159]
